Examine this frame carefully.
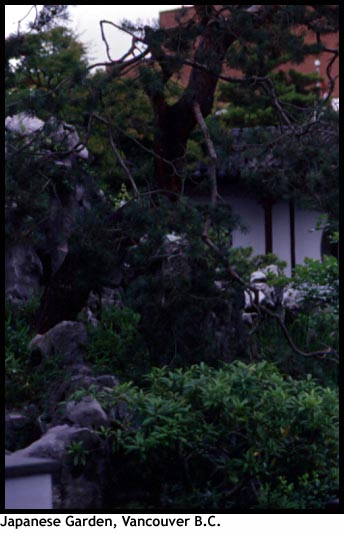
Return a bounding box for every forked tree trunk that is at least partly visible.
[151,5,280,194]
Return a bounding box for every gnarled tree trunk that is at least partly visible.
[151,5,280,194]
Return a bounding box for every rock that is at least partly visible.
[46,117,89,163]
[70,363,93,377]
[11,424,100,462]
[164,232,185,244]
[5,113,88,164]
[5,243,43,303]
[282,286,304,311]
[44,370,119,428]
[108,400,131,424]
[101,287,123,310]
[96,375,119,388]
[66,397,108,428]
[242,312,258,326]
[60,473,103,510]
[11,424,105,509]
[245,270,277,311]
[205,290,247,362]
[79,287,124,328]
[262,264,281,277]
[28,321,88,367]
[250,270,267,283]
[5,113,44,136]
[161,234,191,282]
[6,113,102,290]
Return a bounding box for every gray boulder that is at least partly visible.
[11,424,105,509]
[11,424,100,462]
[161,233,191,283]
[5,113,103,282]
[5,113,44,136]
[5,242,43,303]
[66,397,108,429]
[282,286,305,312]
[5,113,88,165]
[29,321,88,367]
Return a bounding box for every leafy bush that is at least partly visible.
[253,253,339,385]
[86,305,150,382]
[5,298,67,409]
[101,361,338,510]
[5,298,41,406]
[5,308,33,406]
[292,255,339,314]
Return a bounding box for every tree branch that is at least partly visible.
[99,20,146,63]
[108,127,140,198]
[193,101,218,206]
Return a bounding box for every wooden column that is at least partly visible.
[263,198,273,254]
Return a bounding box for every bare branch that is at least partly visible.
[108,127,140,198]
[193,100,219,237]
[260,78,293,129]
[17,5,37,35]
[100,19,146,63]
[193,101,218,207]
[100,20,146,43]
[316,35,339,106]
[259,304,339,363]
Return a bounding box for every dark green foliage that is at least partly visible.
[6,26,88,120]
[5,303,35,406]
[86,306,150,382]
[253,316,338,388]
[102,361,338,509]
[218,69,321,128]
[249,253,339,386]
[67,205,123,294]
[84,73,155,193]
[5,298,66,409]
[5,6,339,510]
[119,197,245,366]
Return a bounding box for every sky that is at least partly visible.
[5,5,190,65]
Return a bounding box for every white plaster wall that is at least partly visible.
[196,193,323,275]
[229,196,266,255]
[272,202,292,276]
[228,196,323,276]
[5,474,53,509]
[294,208,322,264]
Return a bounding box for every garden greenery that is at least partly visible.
[5,7,339,509]
[95,362,339,510]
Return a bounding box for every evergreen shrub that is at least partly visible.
[86,305,150,382]
[102,361,338,510]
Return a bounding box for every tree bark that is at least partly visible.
[152,19,232,194]
[151,5,279,194]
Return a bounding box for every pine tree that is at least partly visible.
[105,5,339,193]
